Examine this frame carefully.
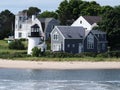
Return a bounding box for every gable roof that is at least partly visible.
[83,16,101,25]
[56,26,85,39]
[31,24,39,28]
[38,18,59,32]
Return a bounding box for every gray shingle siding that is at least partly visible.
[84,33,98,53]
[39,18,60,40]
[65,39,83,54]
[51,27,64,51]
[84,31,107,53]
[45,19,59,39]
[51,26,108,54]
[92,30,108,53]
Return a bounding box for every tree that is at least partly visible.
[22,7,41,17]
[100,6,113,15]
[32,47,41,57]
[38,11,58,19]
[98,6,120,50]
[56,0,70,25]
[0,10,15,39]
[9,40,25,50]
[57,0,101,25]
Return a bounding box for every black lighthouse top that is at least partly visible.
[28,24,41,37]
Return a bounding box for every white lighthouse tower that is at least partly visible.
[27,24,42,54]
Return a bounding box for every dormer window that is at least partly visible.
[80,21,82,24]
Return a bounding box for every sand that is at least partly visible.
[0,59,120,69]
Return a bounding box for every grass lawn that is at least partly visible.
[0,40,27,59]
[0,40,120,61]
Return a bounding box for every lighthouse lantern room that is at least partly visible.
[27,24,42,54]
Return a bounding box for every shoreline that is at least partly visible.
[0,59,120,70]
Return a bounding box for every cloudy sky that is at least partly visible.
[0,0,119,14]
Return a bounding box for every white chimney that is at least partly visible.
[32,15,36,21]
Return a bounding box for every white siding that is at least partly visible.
[71,16,94,31]
[14,15,44,39]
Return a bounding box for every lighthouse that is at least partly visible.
[27,24,42,54]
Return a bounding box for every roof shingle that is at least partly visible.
[83,16,101,25]
[56,26,85,39]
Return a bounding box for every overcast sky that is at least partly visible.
[0,0,119,14]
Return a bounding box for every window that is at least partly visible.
[72,44,75,48]
[19,17,22,21]
[53,44,61,51]
[53,31,59,40]
[98,34,100,37]
[31,28,34,32]
[85,28,87,30]
[16,25,17,29]
[102,43,105,50]
[18,33,22,37]
[80,21,82,24]
[67,44,70,48]
[87,33,94,49]
[19,24,22,29]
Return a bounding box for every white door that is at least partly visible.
[53,44,61,51]
[79,43,82,53]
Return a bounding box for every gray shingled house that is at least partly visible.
[51,26,107,54]
[39,18,59,40]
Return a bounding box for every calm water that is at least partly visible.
[0,69,120,90]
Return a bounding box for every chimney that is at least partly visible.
[32,15,36,21]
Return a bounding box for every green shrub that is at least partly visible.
[32,47,41,57]
[0,51,27,59]
[44,51,98,58]
[74,53,84,58]
[82,52,97,57]
[20,38,26,41]
[9,40,25,50]
[97,51,120,58]
[109,51,120,58]
[97,53,108,58]
[44,51,74,58]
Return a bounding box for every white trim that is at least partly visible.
[56,27,65,39]
[71,16,92,30]
[63,39,65,51]
[53,31,59,41]
[53,43,61,51]
[50,26,56,35]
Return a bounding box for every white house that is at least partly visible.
[71,16,101,31]
[14,11,44,39]
[14,11,59,40]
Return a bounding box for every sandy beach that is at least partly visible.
[0,59,120,69]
